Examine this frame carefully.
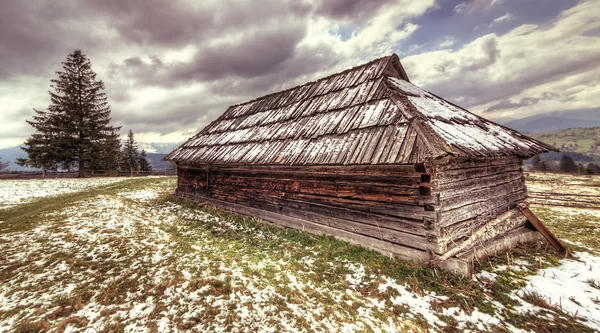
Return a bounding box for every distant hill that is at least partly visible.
[146,153,170,170]
[0,141,183,171]
[528,127,600,156]
[503,116,599,133]
[137,142,183,154]
[0,146,38,171]
[500,109,600,133]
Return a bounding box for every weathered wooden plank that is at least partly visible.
[208,185,435,220]
[435,170,524,198]
[519,206,568,257]
[435,163,522,184]
[206,177,426,204]
[384,125,407,164]
[259,202,438,252]
[197,196,432,262]
[432,209,529,263]
[249,195,431,235]
[437,209,528,253]
[439,179,526,212]
[176,191,473,275]
[370,125,395,165]
[457,227,543,263]
[439,190,526,226]
[436,156,522,171]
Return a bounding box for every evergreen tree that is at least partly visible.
[531,155,541,171]
[120,129,139,174]
[558,154,578,173]
[538,160,550,173]
[88,134,122,172]
[138,150,152,172]
[588,163,600,175]
[18,50,120,176]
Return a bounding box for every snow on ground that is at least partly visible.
[526,173,600,196]
[516,252,600,330]
[1,175,600,332]
[0,178,510,332]
[0,177,128,210]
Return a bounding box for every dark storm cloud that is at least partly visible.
[484,92,557,112]
[205,42,343,98]
[3,0,597,150]
[87,0,214,47]
[316,0,393,20]
[105,20,314,95]
[171,24,307,81]
[0,1,101,79]
[115,96,234,135]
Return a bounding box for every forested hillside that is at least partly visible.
[528,127,600,156]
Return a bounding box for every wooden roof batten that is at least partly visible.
[166,54,556,165]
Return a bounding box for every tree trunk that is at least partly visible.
[79,153,85,178]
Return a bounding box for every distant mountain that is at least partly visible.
[503,116,599,133]
[146,153,171,170]
[0,141,183,171]
[0,146,38,171]
[137,141,184,154]
[500,109,600,133]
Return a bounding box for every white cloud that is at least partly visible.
[453,0,504,14]
[0,0,438,148]
[404,0,600,120]
[488,12,514,28]
[439,36,456,48]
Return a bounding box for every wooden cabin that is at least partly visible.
[165,54,556,276]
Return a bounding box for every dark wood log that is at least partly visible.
[434,163,522,185]
[207,187,436,220]
[439,190,526,226]
[437,209,528,253]
[435,170,523,199]
[439,179,526,212]
[435,157,521,171]
[194,195,432,262]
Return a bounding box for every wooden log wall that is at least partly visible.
[176,163,443,259]
[433,157,528,253]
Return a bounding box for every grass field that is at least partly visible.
[0,174,599,332]
[527,127,600,156]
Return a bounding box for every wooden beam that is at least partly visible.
[176,192,473,277]
[519,205,568,257]
[431,208,527,264]
[458,226,543,262]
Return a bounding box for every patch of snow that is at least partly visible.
[0,177,127,210]
[515,252,600,331]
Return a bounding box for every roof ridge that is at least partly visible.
[227,54,396,109]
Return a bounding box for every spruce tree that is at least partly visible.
[558,154,577,173]
[121,129,139,174]
[530,155,541,171]
[138,150,152,172]
[588,163,600,175]
[19,50,121,176]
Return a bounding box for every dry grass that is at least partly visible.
[0,174,598,332]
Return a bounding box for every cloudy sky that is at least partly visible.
[1,0,599,148]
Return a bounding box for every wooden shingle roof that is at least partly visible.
[166,54,555,165]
